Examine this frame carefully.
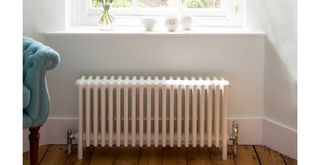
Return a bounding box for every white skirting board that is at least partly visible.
[263,118,297,159]
[23,117,296,159]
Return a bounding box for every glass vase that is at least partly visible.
[99,10,114,31]
[99,22,113,31]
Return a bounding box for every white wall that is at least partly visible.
[23,0,65,42]
[247,0,297,129]
[44,34,264,119]
[246,0,297,158]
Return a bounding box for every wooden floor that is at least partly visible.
[23,145,297,165]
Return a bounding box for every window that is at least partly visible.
[69,0,244,27]
[91,0,221,9]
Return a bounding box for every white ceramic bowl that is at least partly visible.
[141,18,157,31]
[181,15,192,30]
[165,17,179,31]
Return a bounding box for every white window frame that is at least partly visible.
[67,0,244,28]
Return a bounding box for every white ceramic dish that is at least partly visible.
[181,15,192,30]
[165,17,179,31]
[141,18,157,31]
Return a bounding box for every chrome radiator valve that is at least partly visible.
[229,121,239,156]
[67,129,77,155]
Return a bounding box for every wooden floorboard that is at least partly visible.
[39,145,68,165]
[139,147,163,165]
[210,145,236,165]
[163,146,187,165]
[89,146,117,165]
[234,145,260,165]
[64,145,94,165]
[23,144,297,165]
[254,145,286,165]
[187,147,211,165]
[113,147,140,165]
[282,154,297,165]
[23,145,50,165]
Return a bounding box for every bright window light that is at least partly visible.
[91,0,222,9]
[68,0,244,27]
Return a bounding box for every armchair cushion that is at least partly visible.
[23,84,30,109]
[23,36,60,129]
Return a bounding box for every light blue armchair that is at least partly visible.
[23,36,60,165]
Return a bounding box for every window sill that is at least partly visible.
[45,26,265,37]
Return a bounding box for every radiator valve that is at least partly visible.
[229,121,239,156]
[67,129,77,155]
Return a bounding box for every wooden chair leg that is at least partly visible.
[29,126,41,165]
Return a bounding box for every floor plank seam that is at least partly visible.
[137,147,142,165]
[280,154,288,165]
[160,147,164,165]
[62,154,69,165]
[231,146,238,165]
[253,145,262,165]
[186,147,189,165]
[207,148,212,165]
[87,147,96,165]
[62,146,69,165]
[38,144,50,165]
[111,147,117,165]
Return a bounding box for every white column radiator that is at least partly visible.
[76,76,230,160]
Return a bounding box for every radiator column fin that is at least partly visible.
[93,76,100,146]
[131,77,137,146]
[139,77,144,147]
[199,83,205,147]
[147,77,152,147]
[222,83,229,160]
[154,77,159,147]
[101,76,107,147]
[124,77,129,147]
[214,79,220,148]
[192,80,197,147]
[108,76,114,146]
[184,79,190,147]
[162,76,167,147]
[169,77,174,147]
[206,77,212,147]
[85,76,92,147]
[116,77,121,147]
[77,76,85,159]
[177,81,182,147]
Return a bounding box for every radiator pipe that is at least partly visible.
[229,121,239,156]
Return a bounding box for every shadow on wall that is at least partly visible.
[264,37,297,130]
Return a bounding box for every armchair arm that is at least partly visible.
[23,37,60,127]
[23,37,60,72]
